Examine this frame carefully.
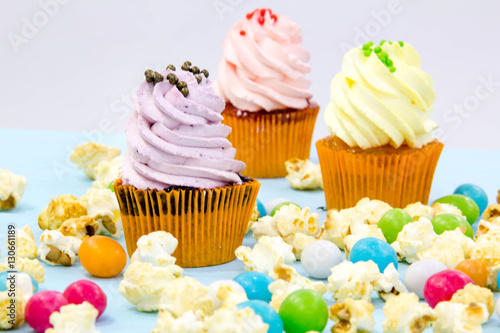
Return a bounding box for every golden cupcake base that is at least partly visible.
[222,103,320,178]
[114,178,260,268]
[316,136,444,210]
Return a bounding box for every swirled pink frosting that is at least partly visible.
[122,68,246,190]
[215,8,313,112]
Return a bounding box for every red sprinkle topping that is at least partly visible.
[246,8,277,25]
[240,30,246,36]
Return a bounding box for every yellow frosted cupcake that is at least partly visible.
[215,8,319,178]
[317,41,443,209]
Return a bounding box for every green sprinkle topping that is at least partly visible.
[388,41,393,45]
[389,66,396,73]
[364,49,372,57]
[374,46,381,53]
[368,41,374,46]
[386,59,393,67]
[380,40,386,46]
[362,43,370,50]
[398,41,404,47]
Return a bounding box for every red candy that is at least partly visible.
[63,280,107,318]
[423,269,475,308]
[25,291,68,332]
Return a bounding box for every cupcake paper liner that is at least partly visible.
[316,136,444,210]
[222,103,320,178]
[114,178,260,268]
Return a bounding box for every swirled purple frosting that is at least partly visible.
[122,67,246,190]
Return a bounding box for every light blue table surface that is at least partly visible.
[1,128,500,332]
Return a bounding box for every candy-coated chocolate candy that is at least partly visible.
[433,194,480,225]
[271,202,300,217]
[234,272,274,303]
[63,280,107,318]
[404,260,447,299]
[431,214,474,239]
[0,271,38,293]
[423,269,475,308]
[497,270,500,291]
[78,235,127,278]
[237,300,283,333]
[279,289,328,333]
[377,208,413,244]
[25,290,68,332]
[265,198,290,216]
[301,241,343,279]
[454,184,488,215]
[349,237,398,272]
[256,198,267,218]
[208,280,246,310]
[455,259,488,287]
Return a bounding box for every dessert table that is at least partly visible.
[1,128,500,332]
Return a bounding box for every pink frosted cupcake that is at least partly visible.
[114,63,260,267]
[215,8,319,178]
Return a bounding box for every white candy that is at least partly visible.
[404,259,447,299]
[265,198,290,216]
[301,241,343,279]
[207,280,246,310]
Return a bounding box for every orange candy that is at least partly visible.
[78,236,127,278]
[455,259,488,287]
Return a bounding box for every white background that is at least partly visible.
[1,0,499,150]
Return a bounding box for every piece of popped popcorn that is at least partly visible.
[235,236,296,274]
[328,261,380,302]
[417,229,475,269]
[382,292,436,333]
[37,230,81,266]
[58,216,99,241]
[79,188,122,239]
[391,218,438,263]
[251,205,320,244]
[433,302,488,333]
[285,158,323,190]
[373,263,407,301]
[450,284,495,318]
[118,261,183,312]
[246,203,260,233]
[475,218,500,239]
[0,170,27,210]
[354,198,392,225]
[38,194,87,230]
[471,237,500,291]
[203,307,269,333]
[46,302,99,333]
[432,202,465,218]
[131,231,178,267]
[1,257,45,283]
[15,225,37,259]
[92,155,122,189]
[482,203,500,221]
[268,263,327,311]
[319,208,355,250]
[329,298,375,333]
[289,233,317,260]
[159,277,212,319]
[404,202,434,221]
[70,142,121,180]
[215,283,248,310]
[0,291,25,330]
[343,220,386,257]
[153,310,204,333]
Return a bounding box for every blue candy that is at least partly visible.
[0,271,38,293]
[237,300,283,333]
[256,198,267,218]
[454,184,488,215]
[349,237,398,272]
[234,272,274,302]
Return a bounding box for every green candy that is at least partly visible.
[433,194,480,225]
[389,66,396,73]
[374,46,382,53]
[378,208,413,244]
[431,214,474,239]
[107,181,115,193]
[279,289,328,333]
[271,202,300,217]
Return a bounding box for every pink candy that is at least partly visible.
[63,280,107,318]
[25,291,68,332]
[423,269,475,308]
